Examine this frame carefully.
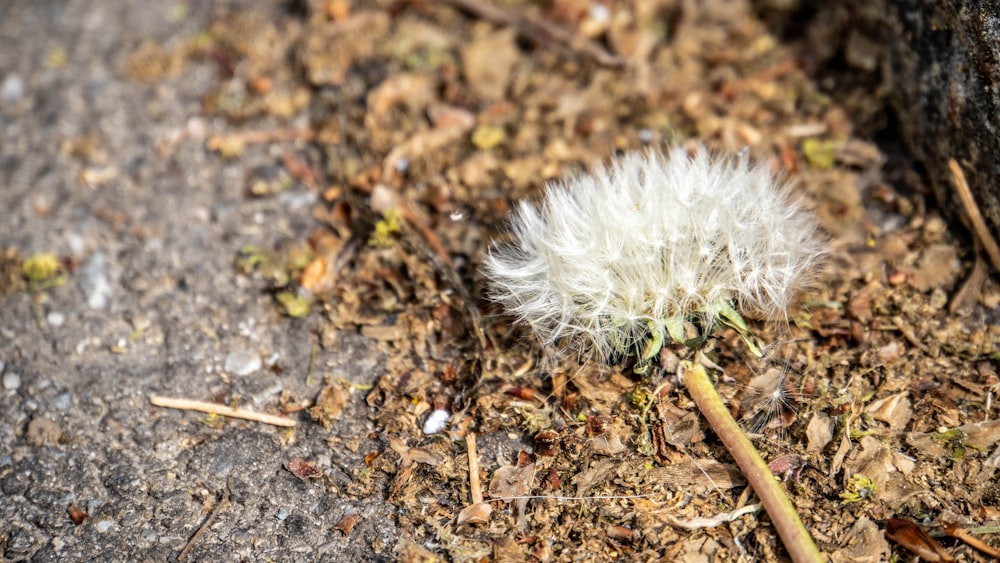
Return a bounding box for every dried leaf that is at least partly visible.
[865,392,912,430]
[830,516,888,563]
[488,464,535,500]
[67,502,88,526]
[571,459,616,497]
[285,458,322,480]
[648,458,745,490]
[310,384,347,430]
[456,502,492,525]
[806,412,835,454]
[334,513,359,535]
[885,518,954,562]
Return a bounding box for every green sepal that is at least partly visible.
[716,302,763,357]
[664,315,685,344]
[641,319,664,361]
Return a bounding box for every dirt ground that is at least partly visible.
[2,1,1000,562]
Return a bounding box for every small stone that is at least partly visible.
[46,311,65,327]
[52,391,72,411]
[1,73,24,103]
[94,520,114,533]
[2,372,19,390]
[79,253,113,310]
[276,508,289,521]
[224,350,261,376]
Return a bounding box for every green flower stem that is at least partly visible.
[680,359,825,563]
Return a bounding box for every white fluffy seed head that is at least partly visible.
[484,146,824,360]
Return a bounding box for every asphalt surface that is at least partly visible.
[1,2,395,560]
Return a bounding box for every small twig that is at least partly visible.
[941,521,1000,559]
[467,432,483,505]
[949,158,1000,272]
[178,489,230,561]
[436,0,625,68]
[149,395,297,427]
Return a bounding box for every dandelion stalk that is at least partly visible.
[681,359,824,563]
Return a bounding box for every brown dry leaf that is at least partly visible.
[805,412,835,454]
[829,429,853,477]
[844,435,894,494]
[461,27,519,101]
[885,518,955,562]
[830,516,889,563]
[572,458,617,496]
[67,502,88,526]
[865,392,912,430]
[488,463,535,500]
[456,501,492,525]
[648,458,745,490]
[334,513,359,535]
[310,383,347,430]
[959,419,1000,449]
[285,458,323,480]
[590,426,627,456]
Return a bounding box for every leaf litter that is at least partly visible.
[127,0,1000,560]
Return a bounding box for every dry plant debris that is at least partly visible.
[132,0,1000,560]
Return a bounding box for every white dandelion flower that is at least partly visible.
[484,146,823,360]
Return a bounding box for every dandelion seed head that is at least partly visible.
[484,146,824,360]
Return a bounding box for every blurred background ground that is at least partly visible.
[2,1,999,561]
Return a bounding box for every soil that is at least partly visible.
[2,1,999,562]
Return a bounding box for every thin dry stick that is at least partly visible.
[467,432,483,505]
[149,395,297,427]
[681,360,824,563]
[941,522,1000,559]
[178,489,230,561]
[949,158,1000,272]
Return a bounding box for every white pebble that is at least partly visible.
[1,73,24,103]
[422,409,450,435]
[224,350,262,376]
[2,372,20,390]
[47,311,65,327]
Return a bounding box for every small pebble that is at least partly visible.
[224,350,261,376]
[94,520,114,533]
[422,409,450,435]
[46,311,65,327]
[53,391,72,411]
[79,252,113,310]
[2,372,20,391]
[276,508,289,521]
[1,73,24,103]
